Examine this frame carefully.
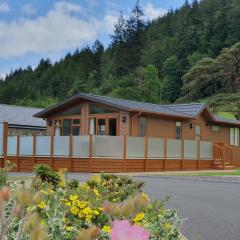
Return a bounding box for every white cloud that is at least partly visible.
[22,4,37,15]
[0,2,10,12]
[0,1,118,58]
[144,2,166,20]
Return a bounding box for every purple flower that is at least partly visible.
[110,220,150,240]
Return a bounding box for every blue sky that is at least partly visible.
[0,0,187,78]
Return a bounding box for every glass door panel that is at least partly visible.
[63,119,71,136]
[97,119,106,135]
[109,118,117,136]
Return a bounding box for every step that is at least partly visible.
[214,165,235,170]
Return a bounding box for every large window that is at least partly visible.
[176,122,182,139]
[55,104,82,116]
[89,118,117,136]
[230,128,239,146]
[54,119,81,136]
[89,104,113,114]
[139,117,147,137]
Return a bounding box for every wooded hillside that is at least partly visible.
[0,0,239,115]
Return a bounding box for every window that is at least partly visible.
[176,122,182,139]
[212,125,220,132]
[56,104,82,116]
[54,119,81,136]
[139,117,147,137]
[89,104,113,114]
[195,125,201,136]
[230,128,240,146]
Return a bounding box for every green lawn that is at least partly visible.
[173,169,240,177]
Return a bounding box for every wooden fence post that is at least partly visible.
[33,135,36,170]
[50,134,54,169]
[144,135,148,172]
[16,135,20,172]
[3,122,8,166]
[164,138,167,171]
[89,134,93,173]
[181,139,184,171]
[69,134,73,172]
[123,135,127,172]
[197,140,200,170]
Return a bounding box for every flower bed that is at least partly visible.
[0,164,183,240]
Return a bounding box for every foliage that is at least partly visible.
[0,170,183,240]
[32,165,60,188]
[0,0,239,113]
[0,161,16,188]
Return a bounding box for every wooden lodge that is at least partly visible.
[0,93,240,172]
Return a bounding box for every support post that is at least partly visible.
[16,135,20,172]
[69,134,73,172]
[123,135,127,172]
[89,134,93,173]
[164,138,167,171]
[181,139,184,171]
[197,140,200,170]
[144,135,148,172]
[3,122,8,166]
[50,134,54,169]
[33,135,36,170]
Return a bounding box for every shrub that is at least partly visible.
[33,165,60,187]
[0,161,16,188]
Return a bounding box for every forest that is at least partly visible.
[0,0,239,117]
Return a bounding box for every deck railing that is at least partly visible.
[1,122,239,172]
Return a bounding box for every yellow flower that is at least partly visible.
[86,214,92,221]
[102,225,111,234]
[70,195,78,201]
[40,190,49,195]
[142,193,149,201]
[93,189,100,197]
[66,226,73,231]
[133,212,145,223]
[93,210,100,215]
[82,207,92,216]
[164,223,172,230]
[99,207,103,211]
[37,201,47,209]
[70,206,79,215]
[65,201,71,207]
[90,175,101,183]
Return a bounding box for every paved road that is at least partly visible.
[9,173,240,240]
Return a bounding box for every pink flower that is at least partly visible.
[110,220,150,240]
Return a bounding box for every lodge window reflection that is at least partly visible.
[54,119,81,136]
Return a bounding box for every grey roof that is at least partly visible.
[34,92,193,119]
[0,104,46,128]
[163,103,206,117]
[34,92,240,126]
[213,115,240,126]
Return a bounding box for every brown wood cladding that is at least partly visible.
[5,156,223,172]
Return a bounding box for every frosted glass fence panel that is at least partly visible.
[167,139,182,159]
[8,137,17,156]
[72,136,89,158]
[36,136,51,156]
[93,136,123,158]
[148,138,164,158]
[19,137,33,156]
[54,136,69,156]
[0,123,3,156]
[126,137,144,158]
[200,141,213,159]
[184,140,197,159]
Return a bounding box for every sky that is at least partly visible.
[0,0,187,78]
